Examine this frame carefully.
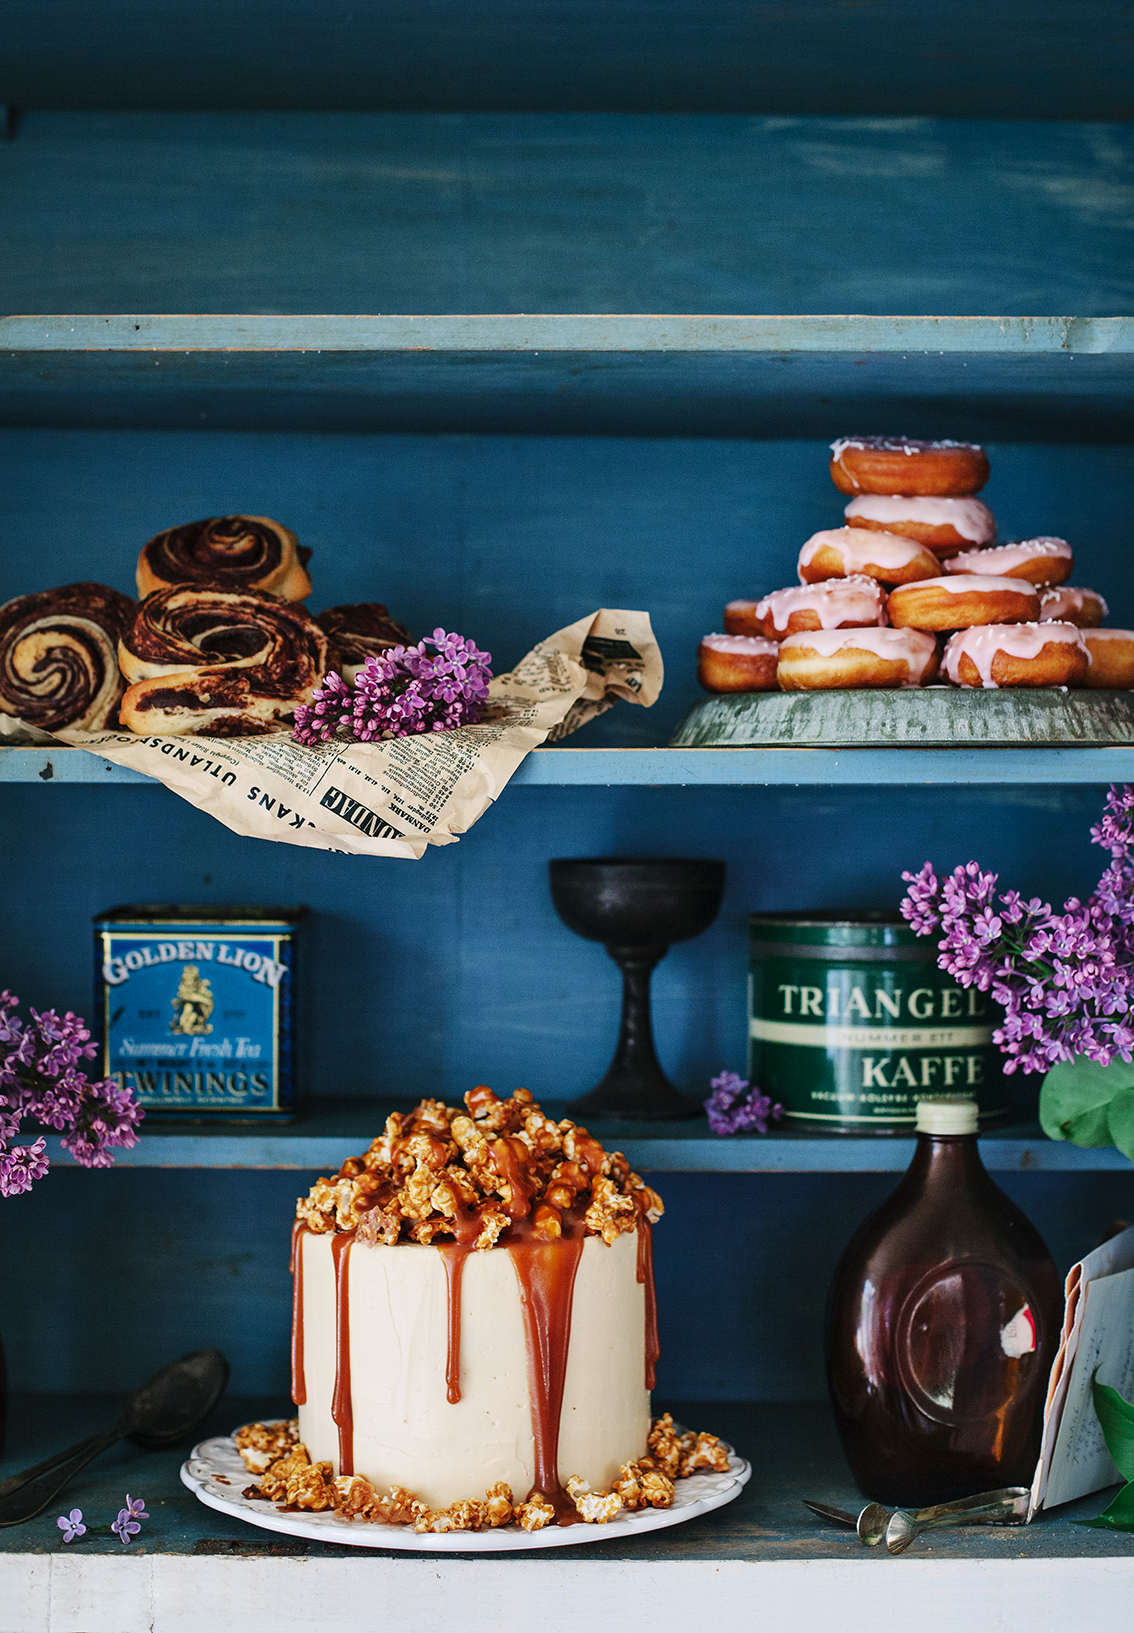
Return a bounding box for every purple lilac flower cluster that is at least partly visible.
[900,784,1134,1075]
[292,629,492,746]
[704,1070,784,1136]
[0,992,143,1196]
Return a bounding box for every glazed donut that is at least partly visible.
[119,585,328,736]
[829,437,989,498]
[729,575,887,641]
[1082,629,1134,690]
[798,528,939,587]
[887,574,1040,631]
[942,623,1089,689]
[1040,586,1109,628]
[777,627,939,691]
[698,633,780,692]
[136,515,313,601]
[843,495,996,558]
[0,581,135,732]
[317,602,412,683]
[945,537,1073,588]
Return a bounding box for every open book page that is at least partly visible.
[1030,1222,1134,1517]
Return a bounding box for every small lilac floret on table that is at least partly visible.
[293,629,492,746]
[0,992,143,1196]
[56,1509,85,1543]
[705,1070,784,1135]
[899,784,1134,1075]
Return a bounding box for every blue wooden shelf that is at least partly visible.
[36,1101,1131,1173]
[5,744,1134,788]
[2,314,1132,438]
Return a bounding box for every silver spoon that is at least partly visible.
[0,1348,229,1527]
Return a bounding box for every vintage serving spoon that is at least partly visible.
[0,1348,229,1527]
[803,1486,1030,1553]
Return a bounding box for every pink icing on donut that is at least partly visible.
[830,437,982,458]
[902,573,1038,596]
[1040,585,1109,622]
[1082,628,1134,646]
[699,633,780,656]
[798,527,931,579]
[942,622,1087,688]
[779,625,938,685]
[754,574,887,635]
[946,537,1072,578]
[844,494,996,544]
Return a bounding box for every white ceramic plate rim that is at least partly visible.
[181,1429,751,1552]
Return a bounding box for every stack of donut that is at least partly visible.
[698,436,1134,694]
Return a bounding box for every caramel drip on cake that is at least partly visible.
[290,1220,308,1406]
[507,1216,587,1526]
[331,1232,355,1475]
[636,1216,660,1390]
[436,1241,471,1405]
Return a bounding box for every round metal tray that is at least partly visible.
[670,688,1134,749]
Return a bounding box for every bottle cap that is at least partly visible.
[916,1099,979,1135]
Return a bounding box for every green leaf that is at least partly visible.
[1075,1479,1134,1531]
[1039,1056,1134,1147]
[1107,1088,1134,1165]
[1092,1378,1134,1482]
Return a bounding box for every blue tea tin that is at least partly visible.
[94,905,305,1119]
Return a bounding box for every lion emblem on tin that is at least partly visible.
[170,964,215,1035]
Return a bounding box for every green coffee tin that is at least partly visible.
[748,912,1007,1131]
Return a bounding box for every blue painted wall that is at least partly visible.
[2,115,1132,316]
[5,1167,1134,1401]
[4,2,1131,120]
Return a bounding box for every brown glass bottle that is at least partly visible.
[825,1099,1061,1506]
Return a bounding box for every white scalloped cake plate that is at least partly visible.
[181,1430,751,1552]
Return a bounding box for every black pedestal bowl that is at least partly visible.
[548,857,726,1121]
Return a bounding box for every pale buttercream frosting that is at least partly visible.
[1040,585,1109,623]
[844,494,996,543]
[798,527,932,577]
[946,537,1072,578]
[700,632,779,655]
[942,621,1088,688]
[779,624,938,683]
[754,574,887,634]
[297,1227,649,1509]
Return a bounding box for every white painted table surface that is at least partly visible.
[2,1399,1131,1633]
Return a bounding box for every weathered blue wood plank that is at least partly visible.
[35,1109,1134,1173]
[7,745,1134,788]
[1,116,1132,331]
[3,3,1132,120]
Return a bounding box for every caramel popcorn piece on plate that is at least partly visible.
[233,1418,299,1474]
[566,1474,624,1524]
[515,1492,556,1532]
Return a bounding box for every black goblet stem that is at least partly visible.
[569,941,699,1122]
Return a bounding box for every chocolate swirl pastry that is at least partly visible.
[316,602,412,681]
[0,581,136,731]
[136,515,313,601]
[119,585,328,737]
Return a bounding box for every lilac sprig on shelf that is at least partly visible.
[0,992,143,1196]
[705,1070,784,1136]
[292,629,492,746]
[900,784,1134,1076]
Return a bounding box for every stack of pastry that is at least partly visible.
[699,436,1134,693]
[0,514,418,737]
